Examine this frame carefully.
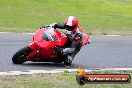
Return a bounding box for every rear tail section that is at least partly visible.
[82,34,90,46]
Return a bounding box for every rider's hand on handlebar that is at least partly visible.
[49,23,57,28]
[40,23,57,29]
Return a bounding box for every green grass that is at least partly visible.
[0,0,132,34]
[0,70,132,88]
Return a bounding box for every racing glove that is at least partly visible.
[48,23,57,28]
[40,23,57,29]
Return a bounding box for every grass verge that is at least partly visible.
[0,0,132,35]
[0,70,132,88]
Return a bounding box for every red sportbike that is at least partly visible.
[12,27,90,66]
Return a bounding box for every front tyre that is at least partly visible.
[12,46,32,64]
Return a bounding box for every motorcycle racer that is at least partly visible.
[45,16,85,66]
[12,16,90,67]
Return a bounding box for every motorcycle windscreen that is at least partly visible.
[37,29,58,49]
[41,29,58,41]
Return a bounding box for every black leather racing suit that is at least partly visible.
[53,23,83,61]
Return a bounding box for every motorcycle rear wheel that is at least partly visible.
[12,46,32,64]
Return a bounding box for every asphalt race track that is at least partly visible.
[0,33,132,72]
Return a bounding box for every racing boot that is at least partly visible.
[64,55,74,67]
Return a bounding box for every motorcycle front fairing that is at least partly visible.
[28,28,67,61]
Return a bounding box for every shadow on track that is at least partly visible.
[12,62,83,69]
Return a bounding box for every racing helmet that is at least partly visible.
[65,16,78,32]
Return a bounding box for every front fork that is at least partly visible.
[26,42,40,61]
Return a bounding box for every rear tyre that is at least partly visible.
[12,46,32,64]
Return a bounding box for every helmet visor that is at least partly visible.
[66,25,76,31]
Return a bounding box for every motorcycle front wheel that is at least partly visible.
[12,46,32,64]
